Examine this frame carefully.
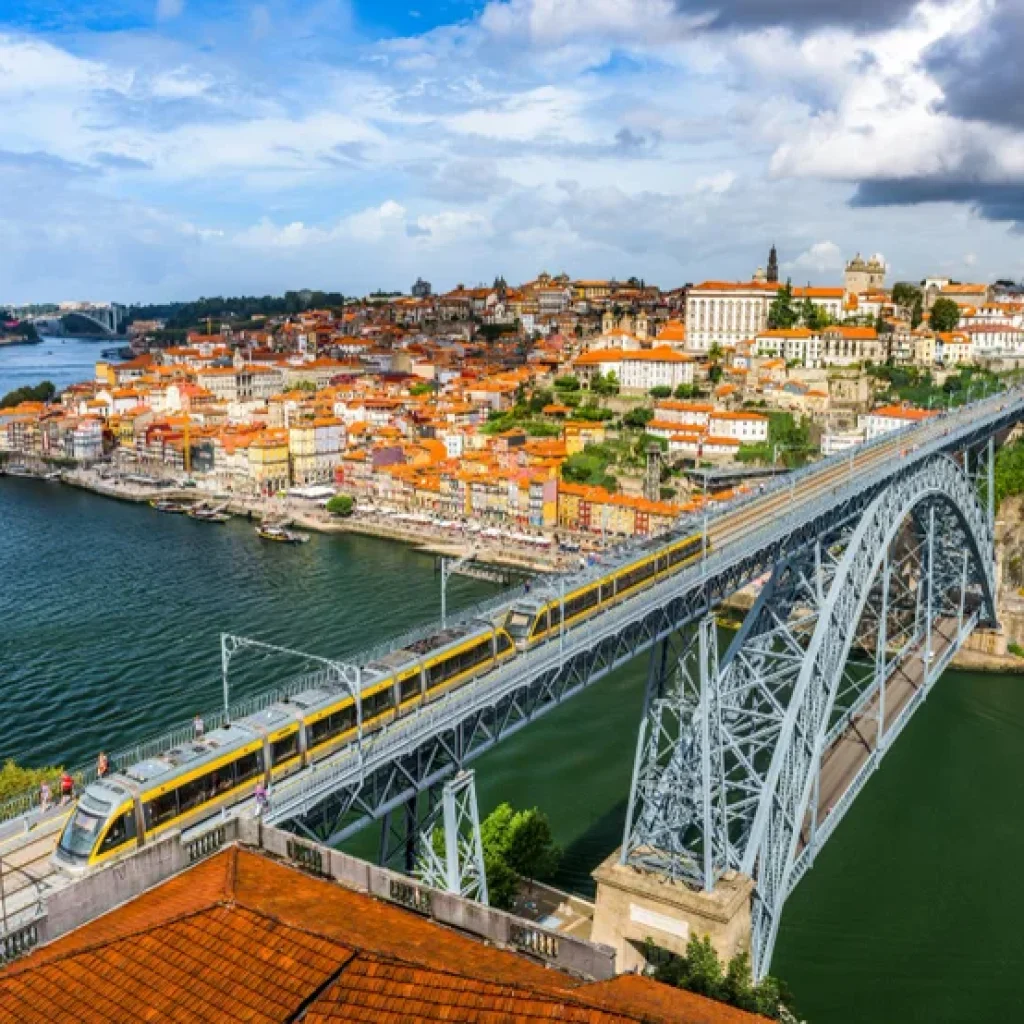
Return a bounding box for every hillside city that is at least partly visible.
[2,250,1020,551]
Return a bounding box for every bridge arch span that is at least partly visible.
[740,453,996,973]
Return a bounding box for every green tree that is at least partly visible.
[767,281,797,329]
[707,342,724,362]
[622,406,654,429]
[930,296,961,332]
[708,364,724,384]
[326,494,354,517]
[649,385,672,399]
[504,808,561,887]
[0,760,62,803]
[478,803,561,909]
[674,383,700,399]
[554,375,581,392]
[892,281,922,311]
[911,293,924,329]
[409,381,435,397]
[528,388,554,414]
[0,380,57,408]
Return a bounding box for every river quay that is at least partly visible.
[8,462,567,573]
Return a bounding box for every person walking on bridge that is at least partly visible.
[96,752,109,779]
[59,771,74,806]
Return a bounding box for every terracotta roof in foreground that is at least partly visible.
[0,848,768,1023]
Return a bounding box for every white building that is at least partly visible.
[859,405,937,441]
[574,347,694,393]
[686,281,781,350]
[708,411,769,443]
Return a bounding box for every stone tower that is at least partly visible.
[767,245,779,284]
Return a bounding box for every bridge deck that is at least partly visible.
[802,614,961,855]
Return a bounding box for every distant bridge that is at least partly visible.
[30,303,124,337]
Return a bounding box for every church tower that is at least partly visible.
[767,244,779,284]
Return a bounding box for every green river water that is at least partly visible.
[2,475,1023,1022]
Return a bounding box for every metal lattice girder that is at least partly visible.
[416,770,489,904]
[620,453,996,982]
[741,455,994,977]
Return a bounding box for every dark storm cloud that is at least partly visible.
[926,2,1024,130]
[680,0,939,32]
[851,178,1024,228]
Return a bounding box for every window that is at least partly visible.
[100,810,137,854]
[400,673,422,702]
[310,702,357,747]
[234,750,264,786]
[496,631,514,655]
[178,775,211,814]
[144,790,179,830]
[271,733,299,766]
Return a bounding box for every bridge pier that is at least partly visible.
[591,853,752,973]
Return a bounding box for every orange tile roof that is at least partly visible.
[3,847,763,1023]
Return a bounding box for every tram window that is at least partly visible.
[332,705,356,733]
[178,775,211,814]
[234,750,263,785]
[99,811,136,854]
[210,768,233,797]
[601,581,616,601]
[365,688,394,718]
[145,790,179,830]
[531,613,548,637]
[400,674,421,701]
[272,733,299,765]
[496,632,513,654]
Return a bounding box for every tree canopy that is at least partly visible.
[645,934,794,1021]
[326,494,354,517]
[767,282,798,330]
[126,290,346,331]
[1,381,56,408]
[930,297,961,333]
[891,282,921,311]
[479,803,561,909]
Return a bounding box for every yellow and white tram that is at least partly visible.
[55,529,706,872]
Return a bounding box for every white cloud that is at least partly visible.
[786,241,844,273]
[156,0,185,21]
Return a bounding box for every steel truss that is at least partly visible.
[621,454,996,978]
[414,770,489,904]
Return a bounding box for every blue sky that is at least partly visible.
[1,0,1021,302]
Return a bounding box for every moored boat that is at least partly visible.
[150,499,192,514]
[189,505,230,524]
[256,524,309,544]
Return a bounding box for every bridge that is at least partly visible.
[30,302,124,337]
[1,390,1020,977]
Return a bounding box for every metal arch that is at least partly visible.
[743,454,995,975]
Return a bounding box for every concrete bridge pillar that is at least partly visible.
[590,852,753,972]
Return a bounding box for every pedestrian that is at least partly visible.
[59,770,74,806]
[193,714,205,739]
[39,780,52,814]
[97,752,109,779]
[254,780,268,817]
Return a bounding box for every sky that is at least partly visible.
[1,0,1022,303]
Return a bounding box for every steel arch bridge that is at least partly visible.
[620,452,997,976]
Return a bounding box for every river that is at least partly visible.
[0,336,113,398]
[4,347,1024,1019]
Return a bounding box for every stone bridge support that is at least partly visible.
[609,454,997,978]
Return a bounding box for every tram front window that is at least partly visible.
[58,806,105,861]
